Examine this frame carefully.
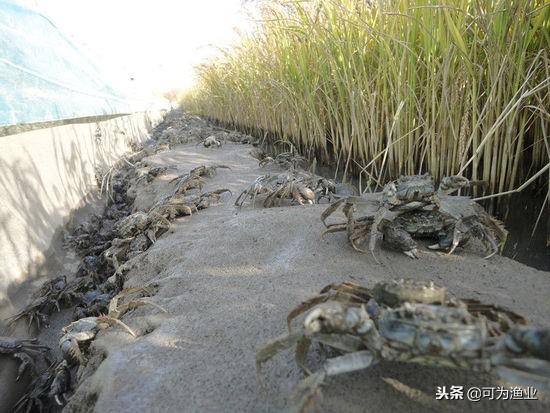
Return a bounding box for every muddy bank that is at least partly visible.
[3,111,549,413]
[60,114,548,412]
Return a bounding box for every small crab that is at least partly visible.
[235,175,274,207]
[135,165,174,184]
[189,164,231,178]
[152,188,231,219]
[60,287,166,364]
[170,173,205,195]
[73,290,113,320]
[380,219,420,259]
[7,276,87,331]
[263,173,316,207]
[151,196,198,219]
[14,362,57,413]
[200,135,223,148]
[259,152,306,169]
[116,211,171,243]
[0,336,50,380]
[313,177,338,203]
[103,237,134,270]
[15,358,73,411]
[107,286,167,319]
[49,360,71,405]
[364,174,469,254]
[257,279,547,412]
[194,189,232,210]
[249,148,269,163]
[236,170,340,209]
[169,164,230,196]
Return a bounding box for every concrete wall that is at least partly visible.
[0,110,164,305]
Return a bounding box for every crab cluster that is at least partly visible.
[322,174,507,260]
[256,151,307,169]
[236,170,341,208]
[6,276,91,331]
[258,279,550,412]
[153,110,257,148]
[5,145,176,411]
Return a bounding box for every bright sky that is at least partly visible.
[27,0,253,96]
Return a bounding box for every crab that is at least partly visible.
[135,165,173,184]
[59,287,167,364]
[103,237,134,270]
[169,164,230,196]
[48,360,71,405]
[263,172,316,207]
[151,196,198,219]
[313,177,337,203]
[235,175,274,207]
[73,290,113,320]
[14,362,57,413]
[237,171,335,208]
[14,358,73,411]
[7,276,88,330]
[64,215,103,254]
[200,135,223,148]
[152,188,231,220]
[249,148,269,163]
[321,174,505,260]
[259,152,306,169]
[116,210,171,243]
[193,189,232,210]
[0,337,50,381]
[189,164,231,178]
[257,279,548,412]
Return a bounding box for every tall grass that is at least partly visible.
[185,0,550,197]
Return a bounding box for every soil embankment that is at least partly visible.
[4,111,550,412]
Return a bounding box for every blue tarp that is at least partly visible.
[0,0,138,126]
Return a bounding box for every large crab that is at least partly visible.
[257,279,549,412]
[322,174,505,260]
[0,337,50,381]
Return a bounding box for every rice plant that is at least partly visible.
[185,0,550,198]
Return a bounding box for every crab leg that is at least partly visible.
[320,198,347,227]
[494,361,550,391]
[447,221,464,256]
[256,331,304,374]
[368,207,389,263]
[480,227,499,259]
[291,351,376,413]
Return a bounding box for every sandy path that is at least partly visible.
[63,140,550,413]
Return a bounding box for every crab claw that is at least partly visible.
[447,225,463,256]
[403,248,419,259]
[480,227,499,259]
